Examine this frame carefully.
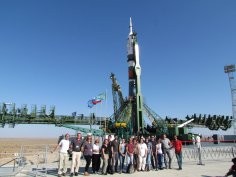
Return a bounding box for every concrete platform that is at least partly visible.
[15,159,231,177]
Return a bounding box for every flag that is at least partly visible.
[88,92,106,108]
[95,92,106,100]
[92,99,102,104]
[88,100,94,108]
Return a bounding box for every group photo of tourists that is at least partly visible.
[53,132,183,177]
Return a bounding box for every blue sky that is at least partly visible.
[0,1,235,137]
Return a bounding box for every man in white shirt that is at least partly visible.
[52,133,70,176]
[195,134,203,165]
[138,137,147,171]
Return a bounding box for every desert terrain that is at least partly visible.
[0,138,58,165]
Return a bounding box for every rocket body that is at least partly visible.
[127,18,144,135]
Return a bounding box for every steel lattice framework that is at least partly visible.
[224,64,236,134]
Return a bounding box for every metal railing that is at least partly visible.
[0,144,55,176]
[1,141,236,176]
[0,155,25,176]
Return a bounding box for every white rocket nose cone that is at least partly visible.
[129,17,133,35]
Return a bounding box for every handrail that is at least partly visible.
[0,157,18,167]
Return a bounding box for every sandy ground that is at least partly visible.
[0,138,57,165]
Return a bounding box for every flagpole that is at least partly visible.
[100,101,102,129]
[105,89,108,136]
[89,106,91,133]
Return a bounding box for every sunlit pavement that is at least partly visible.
[16,159,230,177]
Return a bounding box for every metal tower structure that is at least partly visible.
[224,64,236,134]
[110,73,125,120]
[0,103,107,135]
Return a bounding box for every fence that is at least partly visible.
[0,142,236,176]
[0,144,55,176]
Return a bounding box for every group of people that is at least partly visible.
[52,133,183,177]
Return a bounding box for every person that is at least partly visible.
[92,139,101,174]
[150,135,157,170]
[156,138,163,170]
[70,133,83,177]
[195,134,203,165]
[101,139,109,175]
[225,157,236,177]
[82,135,93,176]
[126,137,134,173]
[172,135,183,170]
[137,137,147,171]
[111,136,119,173]
[52,133,70,177]
[161,134,172,169]
[192,135,195,145]
[118,138,126,173]
[145,137,152,171]
[107,135,114,174]
[133,137,139,172]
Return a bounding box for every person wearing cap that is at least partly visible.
[52,133,70,177]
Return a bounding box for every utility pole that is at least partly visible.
[224,64,236,135]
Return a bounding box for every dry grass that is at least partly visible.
[0,138,58,165]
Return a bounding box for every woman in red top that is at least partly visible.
[126,137,135,173]
[172,135,183,170]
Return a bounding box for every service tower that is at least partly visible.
[127,18,144,135]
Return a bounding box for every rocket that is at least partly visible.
[127,18,144,135]
[127,18,141,98]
